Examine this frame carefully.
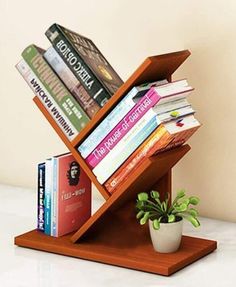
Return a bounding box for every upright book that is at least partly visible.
[45,23,124,107]
[53,153,91,237]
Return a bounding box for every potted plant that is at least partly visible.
[136,189,200,253]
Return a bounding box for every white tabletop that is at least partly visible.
[0,183,235,287]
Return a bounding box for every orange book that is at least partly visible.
[105,117,200,193]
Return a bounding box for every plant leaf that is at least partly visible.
[162,201,167,212]
[189,196,200,205]
[138,192,149,202]
[174,203,188,212]
[152,218,160,230]
[150,190,160,199]
[187,215,201,227]
[182,198,190,206]
[136,210,144,219]
[168,214,175,223]
[139,211,150,225]
[188,208,199,217]
[177,189,186,198]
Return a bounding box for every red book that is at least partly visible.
[54,153,91,237]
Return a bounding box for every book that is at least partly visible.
[45,23,124,106]
[105,115,200,193]
[93,115,162,184]
[78,79,168,158]
[85,83,193,168]
[37,162,45,231]
[54,153,91,237]
[16,59,78,141]
[44,159,53,235]
[44,46,100,118]
[21,44,90,140]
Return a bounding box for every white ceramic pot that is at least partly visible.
[149,219,183,253]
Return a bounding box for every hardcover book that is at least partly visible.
[54,153,91,237]
[44,46,100,118]
[20,44,90,140]
[37,162,45,231]
[45,23,124,106]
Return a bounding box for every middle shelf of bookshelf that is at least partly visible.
[33,50,192,201]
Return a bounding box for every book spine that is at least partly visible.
[51,157,58,237]
[78,87,143,158]
[104,126,170,193]
[93,115,161,184]
[37,163,45,231]
[22,45,90,135]
[44,46,100,119]
[16,59,78,141]
[77,79,168,158]
[86,91,161,168]
[46,24,111,107]
[44,159,52,235]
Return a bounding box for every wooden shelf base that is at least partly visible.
[15,230,216,276]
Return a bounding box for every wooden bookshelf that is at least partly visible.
[15,50,217,276]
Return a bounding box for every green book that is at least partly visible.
[22,45,90,138]
[45,23,124,107]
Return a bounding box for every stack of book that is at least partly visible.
[16,23,124,141]
[78,79,201,193]
[38,153,91,237]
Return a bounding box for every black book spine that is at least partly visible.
[37,162,45,231]
[46,24,111,107]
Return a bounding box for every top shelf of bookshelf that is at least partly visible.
[71,50,191,148]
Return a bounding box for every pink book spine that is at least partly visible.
[85,88,160,168]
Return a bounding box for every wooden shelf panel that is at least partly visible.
[72,50,191,147]
[15,230,216,276]
[33,97,110,200]
[71,144,190,243]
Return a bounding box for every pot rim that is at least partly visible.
[149,217,183,225]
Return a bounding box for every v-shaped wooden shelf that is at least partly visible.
[15,50,217,276]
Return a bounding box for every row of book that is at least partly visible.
[38,153,91,237]
[16,23,123,141]
[77,79,201,193]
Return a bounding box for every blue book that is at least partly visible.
[78,79,168,158]
[37,162,45,231]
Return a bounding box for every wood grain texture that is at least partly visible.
[14,50,216,277]
[15,228,216,276]
[71,145,190,243]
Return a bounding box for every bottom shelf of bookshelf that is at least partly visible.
[15,229,216,276]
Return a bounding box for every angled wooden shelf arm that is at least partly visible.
[15,50,217,276]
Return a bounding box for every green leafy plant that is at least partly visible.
[136,189,200,230]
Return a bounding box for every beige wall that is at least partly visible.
[0,0,236,221]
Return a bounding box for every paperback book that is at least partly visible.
[20,44,90,140]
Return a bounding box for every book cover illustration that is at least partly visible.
[56,154,91,237]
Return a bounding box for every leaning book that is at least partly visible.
[17,44,90,141]
[45,23,124,107]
